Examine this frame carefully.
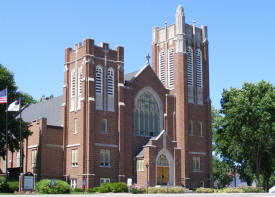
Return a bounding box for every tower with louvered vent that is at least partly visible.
[151,5,212,188]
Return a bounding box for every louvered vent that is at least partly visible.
[168,48,175,89]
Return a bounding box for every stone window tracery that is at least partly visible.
[134,91,160,137]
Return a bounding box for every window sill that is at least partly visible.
[100,165,111,168]
[72,164,78,168]
[192,169,201,173]
[101,131,108,134]
[73,132,78,135]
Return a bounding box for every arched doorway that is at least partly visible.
[156,154,169,185]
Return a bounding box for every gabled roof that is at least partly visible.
[124,70,138,82]
[21,96,62,127]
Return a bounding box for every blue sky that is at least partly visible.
[0,1,274,109]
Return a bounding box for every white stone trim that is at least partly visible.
[61,103,66,107]
[119,102,125,106]
[118,83,124,87]
[134,86,164,133]
[80,78,86,82]
[155,148,174,186]
[66,143,80,148]
[28,144,38,149]
[189,151,207,155]
[88,77,94,82]
[88,97,95,101]
[64,65,68,72]
[94,143,118,148]
[143,144,156,148]
[46,144,63,148]
[64,54,124,66]
[80,97,85,101]
[63,84,67,88]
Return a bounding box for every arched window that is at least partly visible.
[196,49,203,88]
[157,154,168,166]
[168,48,175,90]
[70,69,76,111]
[95,66,103,94]
[187,46,193,86]
[159,50,165,86]
[96,65,103,110]
[77,66,83,110]
[134,91,160,136]
[107,68,114,96]
[107,67,115,111]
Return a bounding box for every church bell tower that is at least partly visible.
[151,5,212,188]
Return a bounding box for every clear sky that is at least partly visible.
[0,1,274,109]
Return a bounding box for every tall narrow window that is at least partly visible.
[187,47,193,86]
[107,68,114,111]
[193,156,201,172]
[2,159,6,173]
[136,159,144,171]
[96,65,103,110]
[16,152,20,167]
[189,121,193,136]
[107,68,114,96]
[95,66,103,94]
[159,50,165,86]
[196,49,203,88]
[199,122,203,137]
[72,149,78,167]
[70,69,76,111]
[102,119,107,133]
[74,119,78,134]
[100,149,110,167]
[168,48,175,90]
[77,66,83,110]
[31,149,38,168]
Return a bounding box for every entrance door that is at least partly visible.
[156,154,169,185]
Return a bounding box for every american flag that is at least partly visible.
[0,89,7,104]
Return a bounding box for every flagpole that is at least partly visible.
[19,96,22,175]
[5,87,8,183]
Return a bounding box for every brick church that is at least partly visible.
[0,5,212,189]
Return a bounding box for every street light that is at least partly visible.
[146,163,149,194]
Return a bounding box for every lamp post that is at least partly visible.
[145,163,149,194]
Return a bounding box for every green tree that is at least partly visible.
[214,81,275,189]
[0,64,32,157]
[213,155,233,188]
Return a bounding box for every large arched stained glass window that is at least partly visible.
[134,91,160,137]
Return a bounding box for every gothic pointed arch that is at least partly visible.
[134,87,163,137]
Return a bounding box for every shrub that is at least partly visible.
[242,186,264,193]
[7,181,19,192]
[0,182,11,193]
[97,183,111,193]
[110,182,128,193]
[196,187,214,193]
[222,187,243,193]
[0,176,4,183]
[35,179,71,194]
[131,184,146,194]
[74,187,83,192]
[87,187,97,193]
[148,186,185,193]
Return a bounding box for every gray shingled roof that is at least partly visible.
[124,70,138,82]
[21,96,62,127]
